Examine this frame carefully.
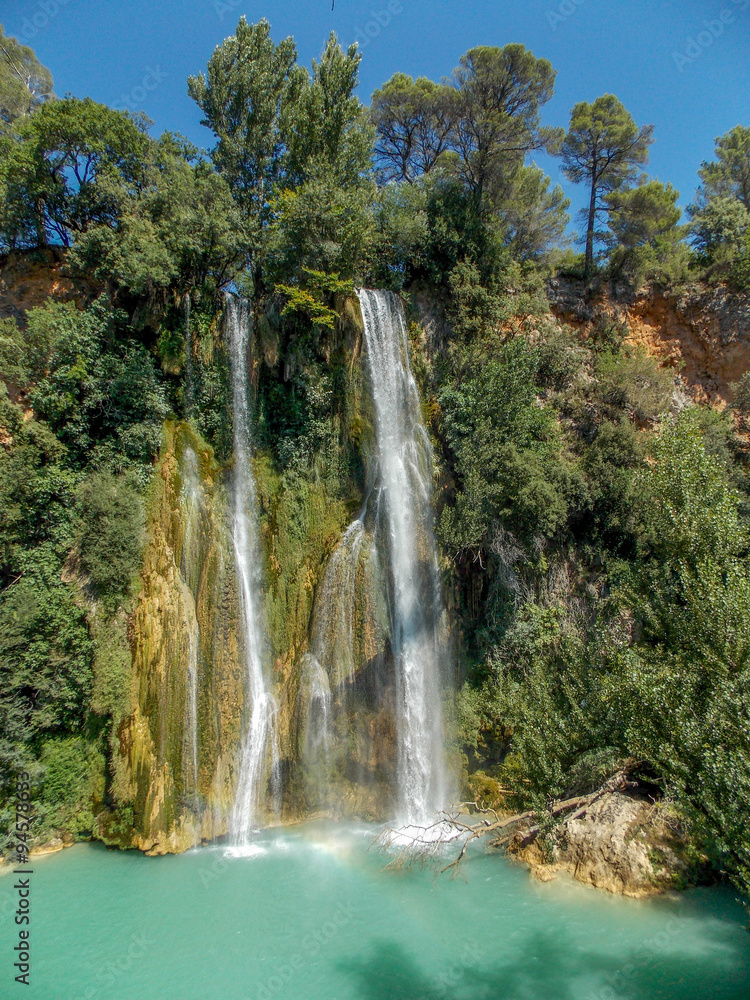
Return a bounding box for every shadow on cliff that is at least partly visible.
[337,927,749,1000]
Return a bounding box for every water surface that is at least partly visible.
[2,822,748,1000]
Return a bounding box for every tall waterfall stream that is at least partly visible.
[226,296,279,844]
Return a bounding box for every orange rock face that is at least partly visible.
[548,277,750,407]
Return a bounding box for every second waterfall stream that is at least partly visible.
[359,289,449,826]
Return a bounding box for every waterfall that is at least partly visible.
[185,618,200,799]
[358,289,448,826]
[180,445,202,813]
[225,296,279,844]
[299,653,332,809]
[184,292,194,417]
[310,519,367,688]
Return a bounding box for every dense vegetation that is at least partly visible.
[1,18,749,897]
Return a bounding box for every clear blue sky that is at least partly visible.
[3,0,749,236]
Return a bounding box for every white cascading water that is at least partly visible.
[310,519,367,687]
[226,296,279,845]
[358,289,448,826]
[185,619,200,799]
[299,652,332,807]
[180,445,202,810]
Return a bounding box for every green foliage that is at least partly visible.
[67,133,248,299]
[460,411,750,895]
[605,179,689,287]
[276,269,355,329]
[90,614,132,724]
[559,94,654,275]
[594,346,673,423]
[77,471,145,607]
[26,299,168,473]
[439,337,576,550]
[188,17,304,251]
[449,45,561,213]
[39,737,104,836]
[371,73,456,183]
[268,177,376,282]
[690,195,749,265]
[0,23,53,131]
[606,179,681,249]
[694,125,750,211]
[0,97,149,249]
[285,32,374,188]
[370,46,567,288]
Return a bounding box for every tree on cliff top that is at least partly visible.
[371,73,456,183]
[0,97,150,249]
[559,94,653,277]
[0,23,53,131]
[187,18,305,275]
[693,125,750,211]
[371,45,561,213]
[449,45,561,215]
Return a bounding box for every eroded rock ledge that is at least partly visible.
[508,789,693,898]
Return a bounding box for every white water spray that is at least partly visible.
[226,296,279,844]
[180,445,202,813]
[358,289,449,826]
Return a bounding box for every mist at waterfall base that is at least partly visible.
[7,828,748,1000]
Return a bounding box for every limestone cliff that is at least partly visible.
[509,790,695,898]
[548,276,750,405]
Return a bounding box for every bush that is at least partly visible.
[77,471,145,606]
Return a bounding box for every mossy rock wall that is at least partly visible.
[117,421,244,852]
[116,293,444,849]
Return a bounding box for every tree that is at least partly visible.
[285,32,373,187]
[187,16,305,284]
[371,73,456,183]
[605,179,681,250]
[0,97,149,249]
[559,95,653,277]
[448,45,560,214]
[623,413,750,891]
[690,195,749,266]
[68,132,249,297]
[693,125,750,211]
[0,24,53,130]
[492,163,570,260]
[604,178,686,285]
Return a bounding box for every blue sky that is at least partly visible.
[3,0,749,237]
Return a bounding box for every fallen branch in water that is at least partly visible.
[375,768,638,876]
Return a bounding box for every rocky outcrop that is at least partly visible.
[547,276,750,405]
[111,421,246,854]
[0,248,100,324]
[509,790,691,897]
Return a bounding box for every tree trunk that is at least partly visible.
[584,176,597,279]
